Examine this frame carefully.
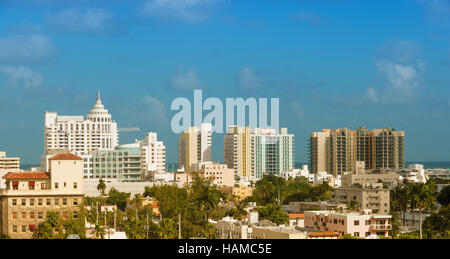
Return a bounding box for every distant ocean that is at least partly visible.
[295,162,450,170]
[22,161,450,172]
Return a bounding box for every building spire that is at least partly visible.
[97,90,101,101]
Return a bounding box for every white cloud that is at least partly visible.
[414,0,450,24]
[0,65,43,88]
[362,87,378,103]
[237,67,262,89]
[0,34,56,64]
[141,0,223,24]
[374,58,426,104]
[292,11,327,25]
[167,68,202,91]
[44,8,121,34]
[289,101,305,119]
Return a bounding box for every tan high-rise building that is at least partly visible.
[0,153,84,239]
[309,127,405,176]
[224,126,252,180]
[178,124,212,173]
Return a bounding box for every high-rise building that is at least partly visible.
[178,123,212,172]
[224,126,295,181]
[44,91,118,156]
[309,127,405,176]
[224,126,252,180]
[139,132,166,173]
[0,151,21,189]
[251,128,295,180]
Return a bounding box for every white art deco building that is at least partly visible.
[44,91,118,156]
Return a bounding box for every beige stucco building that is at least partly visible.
[332,184,390,214]
[176,162,235,187]
[0,153,84,239]
[0,151,21,189]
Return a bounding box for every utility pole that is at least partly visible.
[114,204,117,230]
[278,185,280,206]
[146,212,149,239]
[96,201,99,226]
[178,212,181,239]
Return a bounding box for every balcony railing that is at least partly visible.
[371,224,391,231]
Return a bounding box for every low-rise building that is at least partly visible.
[219,185,254,201]
[288,214,304,228]
[251,225,307,239]
[332,184,390,214]
[176,162,235,187]
[304,209,392,238]
[0,153,84,239]
[282,201,347,214]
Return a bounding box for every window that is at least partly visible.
[63,198,67,206]
[354,232,360,237]
[64,182,66,187]
[21,199,26,206]
[73,182,78,189]
[365,220,370,225]
[62,211,68,219]
[354,220,360,226]
[38,212,43,219]
[21,212,26,219]
[73,212,78,219]
[54,198,59,206]
[12,225,17,233]
[12,199,17,206]
[12,212,17,220]
[55,183,59,189]
[41,183,46,189]
[22,225,26,232]
[38,199,42,206]
[46,199,51,206]
[30,212,35,219]
[73,199,78,206]
[30,199,35,206]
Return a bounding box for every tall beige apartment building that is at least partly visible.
[224,126,252,180]
[309,127,405,176]
[178,124,212,173]
[0,153,84,239]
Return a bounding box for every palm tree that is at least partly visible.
[410,183,435,239]
[391,184,410,226]
[97,178,106,196]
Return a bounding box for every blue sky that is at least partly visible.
[0,0,449,164]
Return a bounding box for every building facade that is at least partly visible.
[224,126,295,182]
[332,184,390,214]
[309,127,405,175]
[304,209,392,238]
[178,124,212,173]
[139,132,166,173]
[44,91,118,157]
[0,153,84,239]
[0,151,21,189]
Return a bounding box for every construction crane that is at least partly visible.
[117,127,140,133]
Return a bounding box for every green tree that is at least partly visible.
[391,184,410,226]
[258,204,289,225]
[97,178,106,196]
[437,185,450,207]
[158,218,178,239]
[410,183,436,239]
[422,205,450,239]
[107,188,130,211]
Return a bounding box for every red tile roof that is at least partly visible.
[308,232,340,236]
[288,213,304,219]
[2,172,50,180]
[48,153,82,161]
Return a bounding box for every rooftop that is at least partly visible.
[48,153,82,161]
[2,172,50,180]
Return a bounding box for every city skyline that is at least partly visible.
[1,0,450,163]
